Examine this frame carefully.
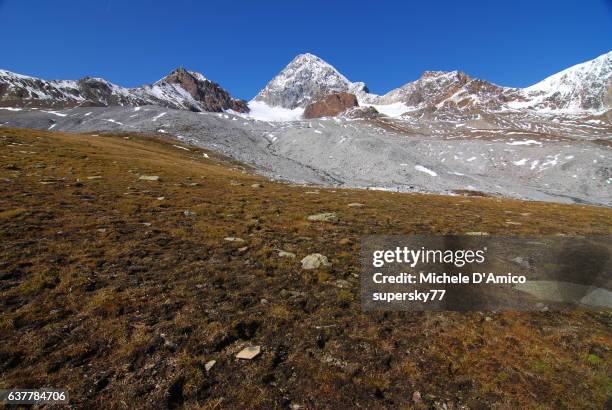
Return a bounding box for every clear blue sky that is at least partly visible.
[1,0,610,99]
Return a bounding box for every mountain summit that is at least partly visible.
[251,53,369,109]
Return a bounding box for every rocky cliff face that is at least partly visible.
[252,53,368,109]
[0,67,248,113]
[303,92,359,118]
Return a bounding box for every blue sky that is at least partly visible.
[1,0,610,99]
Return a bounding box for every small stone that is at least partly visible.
[156,197,165,200]
[236,346,261,360]
[251,183,263,188]
[412,391,422,404]
[260,298,269,304]
[188,182,200,187]
[230,181,244,186]
[278,251,296,258]
[506,221,522,225]
[224,237,245,243]
[335,279,351,288]
[347,203,364,207]
[307,212,338,223]
[139,175,160,181]
[305,191,319,195]
[485,316,492,322]
[183,210,196,217]
[301,253,331,270]
[97,228,107,233]
[205,360,216,372]
[237,246,249,252]
[466,232,489,236]
[338,238,352,246]
[87,175,102,180]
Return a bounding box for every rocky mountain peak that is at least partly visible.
[252,53,369,109]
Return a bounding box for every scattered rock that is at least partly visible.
[237,246,249,252]
[412,391,422,404]
[5,164,19,170]
[205,360,216,372]
[343,106,381,119]
[236,346,261,360]
[230,181,244,186]
[301,253,331,270]
[87,176,102,180]
[305,190,319,195]
[280,289,306,298]
[139,175,160,181]
[251,183,263,188]
[347,203,364,207]
[260,298,269,304]
[511,256,530,268]
[278,251,296,258]
[466,232,489,236]
[156,197,165,200]
[224,237,245,243]
[307,212,338,223]
[183,210,196,217]
[335,279,351,288]
[506,221,522,225]
[338,238,352,246]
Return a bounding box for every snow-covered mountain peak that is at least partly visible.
[252,53,369,109]
[513,51,611,112]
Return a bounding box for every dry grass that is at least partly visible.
[0,127,610,409]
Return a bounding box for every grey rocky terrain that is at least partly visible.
[2,104,610,206]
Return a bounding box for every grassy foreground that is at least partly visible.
[0,127,611,409]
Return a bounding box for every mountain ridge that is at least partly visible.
[1,51,610,115]
[0,67,248,113]
[253,51,611,115]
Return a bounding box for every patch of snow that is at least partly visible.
[414,165,438,177]
[507,140,542,146]
[512,158,528,166]
[152,112,167,121]
[245,101,304,122]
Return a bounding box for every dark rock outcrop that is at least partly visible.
[303,92,359,118]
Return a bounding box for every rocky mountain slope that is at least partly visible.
[0,67,248,113]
